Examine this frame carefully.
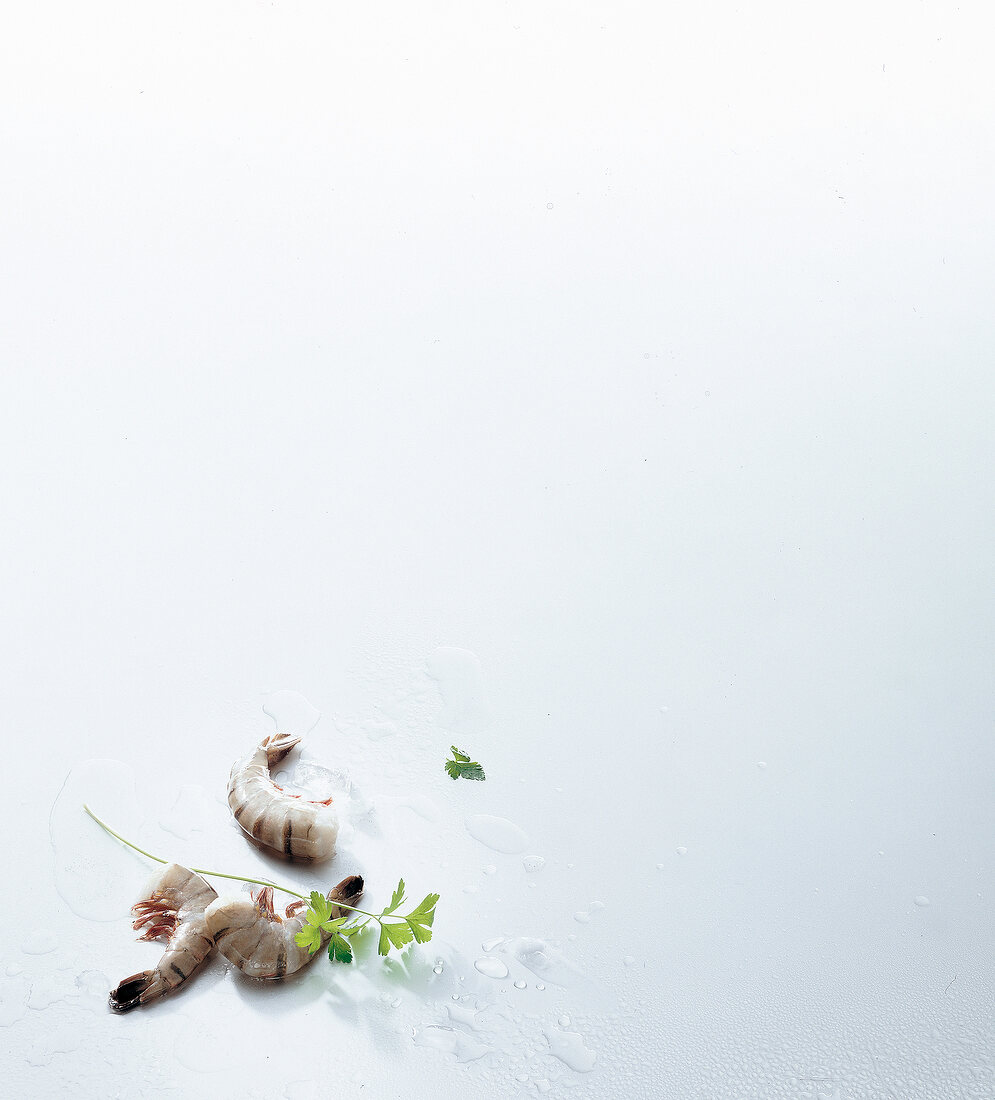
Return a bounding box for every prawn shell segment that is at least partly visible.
[205,894,313,979]
[228,739,339,863]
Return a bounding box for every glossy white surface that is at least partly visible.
[2,3,993,1097]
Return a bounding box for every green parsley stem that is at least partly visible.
[84,804,419,923]
[83,803,307,900]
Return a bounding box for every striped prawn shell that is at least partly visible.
[227,733,339,864]
[109,863,219,1012]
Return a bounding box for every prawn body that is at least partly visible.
[109,863,218,1013]
[228,732,339,863]
[205,874,364,979]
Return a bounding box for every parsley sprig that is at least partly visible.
[295,879,439,963]
[445,745,486,781]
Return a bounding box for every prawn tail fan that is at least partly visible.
[329,874,365,916]
[260,732,302,768]
[109,971,155,1013]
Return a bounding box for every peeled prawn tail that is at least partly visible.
[327,874,365,918]
[261,732,301,768]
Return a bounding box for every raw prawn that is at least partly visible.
[227,732,339,863]
[204,874,364,978]
[109,863,218,1013]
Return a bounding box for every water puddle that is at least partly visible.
[49,759,145,921]
[465,814,529,854]
[545,1027,597,1071]
[474,957,509,979]
[426,647,488,732]
[413,1024,492,1062]
[507,937,589,989]
[0,975,30,1027]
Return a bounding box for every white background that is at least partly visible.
[2,2,993,1097]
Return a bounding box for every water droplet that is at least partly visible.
[676,846,688,856]
[573,911,590,924]
[523,855,546,873]
[544,1028,597,1071]
[622,955,636,967]
[655,863,664,871]
[465,815,529,854]
[546,202,554,209]
[413,1025,492,1062]
[474,957,509,979]
[914,895,931,907]
[481,937,505,952]
[536,983,546,991]
[433,962,444,975]
[757,761,768,769]
[447,1003,482,1029]
[514,980,527,989]
[558,1014,571,1027]
[482,864,497,875]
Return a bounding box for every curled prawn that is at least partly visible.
[109,863,218,1013]
[204,874,364,979]
[228,732,339,863]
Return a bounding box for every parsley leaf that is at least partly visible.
[295,880,439,964]
[384,878,406,915]
[327,933,354,964]
[445,745,486,781]
[379,920,414,955]
[294,923,323,954]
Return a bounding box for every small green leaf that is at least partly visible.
[327,932,354,964]
[306,891,333,925]
[445,746,486,781]
[382,920,415,952]
[408,893,440,923]
[406,917,434,944]
[384,878,406,915]
[295,925,322,955]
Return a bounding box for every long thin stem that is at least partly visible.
[83,804,306,900]
[83,804,396,921]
